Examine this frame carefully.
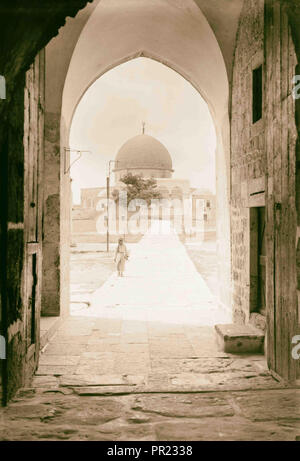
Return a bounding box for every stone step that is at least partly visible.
[215,323,264,354]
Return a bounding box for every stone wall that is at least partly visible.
[231,0,265,324]
[42,110,72,318]
[60,120,72,319]
[42,111,61,316]
[0,0,92,407]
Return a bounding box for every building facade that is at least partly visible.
[72,133,216,241]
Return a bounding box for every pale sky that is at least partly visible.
[69,57,216,204]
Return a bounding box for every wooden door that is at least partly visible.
[23,51,44,383]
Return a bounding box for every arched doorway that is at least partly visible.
[67,57,223,325]
[42,0,232,321]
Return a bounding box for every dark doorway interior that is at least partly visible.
[257,207,266,316]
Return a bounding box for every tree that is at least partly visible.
[112,173,162,208]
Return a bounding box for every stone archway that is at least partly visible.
[2,0,300,409]
[42,0,233,321]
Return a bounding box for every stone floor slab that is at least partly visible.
[39,355,80,366]
[232,389,300,421]
[131,394,235,418]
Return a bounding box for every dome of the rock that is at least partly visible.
[114,134,173,180]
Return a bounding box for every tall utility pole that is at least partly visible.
[106,160,119,253]
[106,175,110,252]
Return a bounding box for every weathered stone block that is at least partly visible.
[215,323,264,353]
[249,312,266,332]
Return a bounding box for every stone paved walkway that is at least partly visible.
[1,385,300,440]
[72,222,230,325]
[1,225,300,440]
[33,316,274,388]
[33,316,278,392]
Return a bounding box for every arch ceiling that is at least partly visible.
[61,0,241,132]
[193,0,243,79]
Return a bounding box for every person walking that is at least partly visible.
[114,238,128,277]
